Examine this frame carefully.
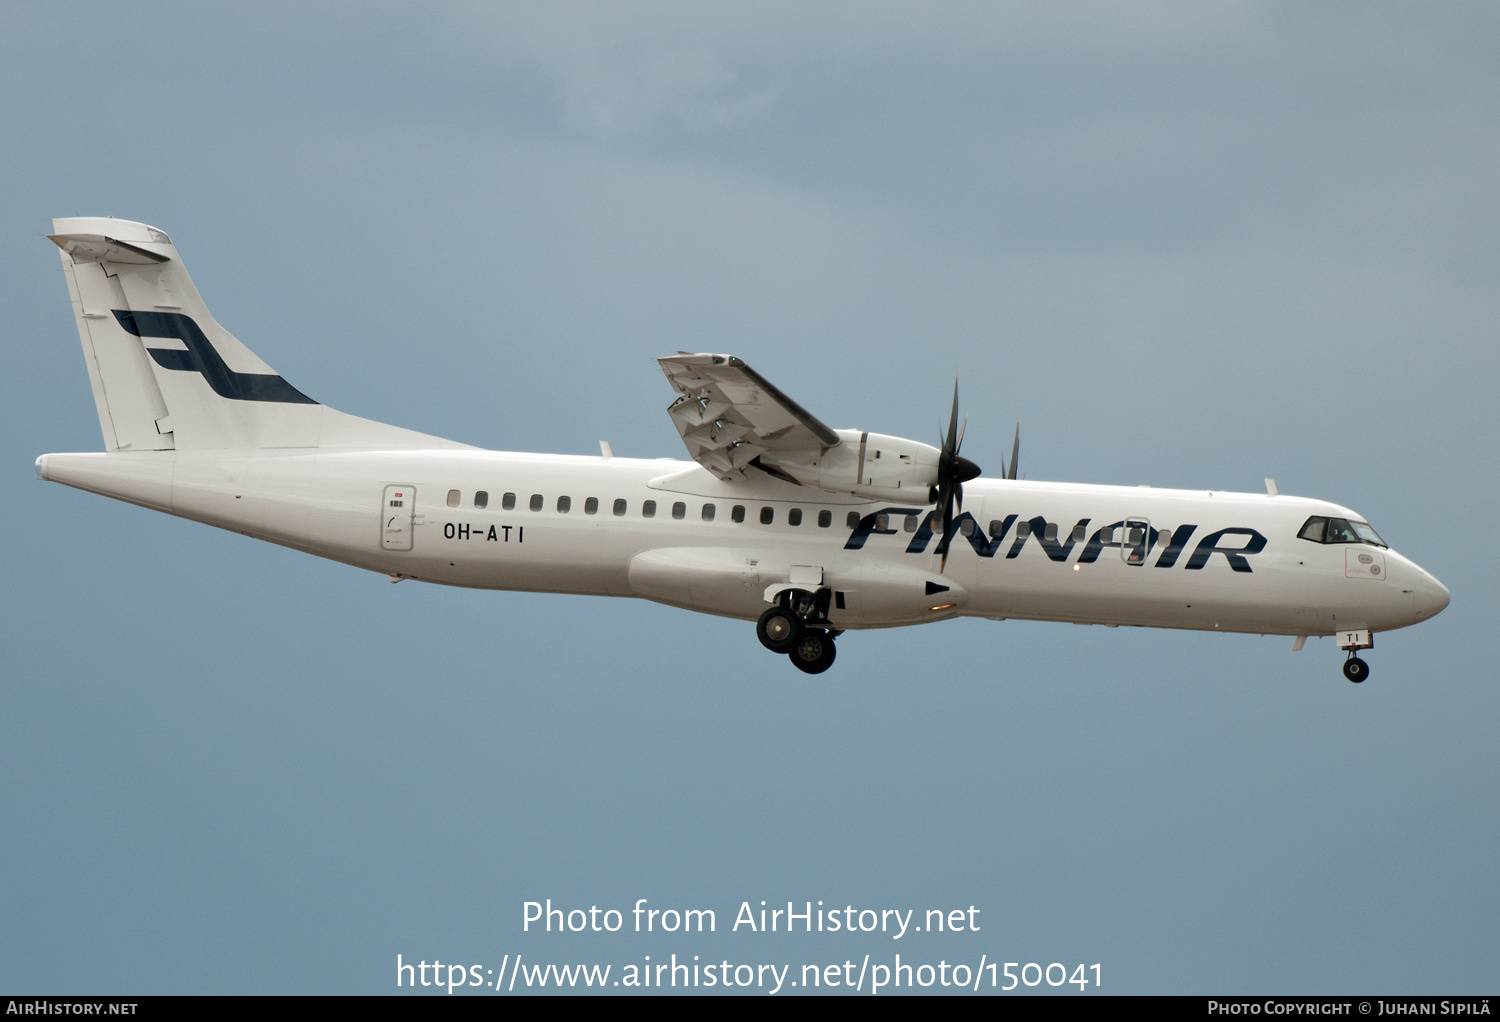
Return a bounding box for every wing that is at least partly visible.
[657,353,840,481]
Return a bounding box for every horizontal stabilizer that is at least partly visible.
[50,232,168,264]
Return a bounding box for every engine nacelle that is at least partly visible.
[761,429,940,503]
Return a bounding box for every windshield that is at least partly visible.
[1297,515,1388,548]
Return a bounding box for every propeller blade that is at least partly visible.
[1007,417,1020,481]
[937,482,956,572]
[945,378,960,456]
[933,375,982,573]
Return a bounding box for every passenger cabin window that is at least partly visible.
[613,499,627,517]
[474,491,488,509]
[702,504,716,521]
[989,520,1005,539]
[788,508,803,527]
[530,494,543,512]
[960,519,975,537]
[847,512,861,529]
[760,507,774,525]
[1072,523,1087,542]
[818,510,832,528]
[1044,523,1058,542]
[643,500,657,518]
[1015,520,1030,538]
[903,515,917,533]
[584,497,599,515]
[446,489,460,507]
[875,513,889,531]
[732,505,746,523]
[557,496,571,513]
[672,502,686,520]
[502,492,516,510]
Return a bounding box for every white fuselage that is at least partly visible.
[36,448,1451,639]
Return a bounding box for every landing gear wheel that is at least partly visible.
[1343,656,1369,683]
[788,630,836,674]
[757,606,801,652]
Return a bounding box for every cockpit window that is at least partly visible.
[1325,518,1360,543]
[1297,515,1387,548]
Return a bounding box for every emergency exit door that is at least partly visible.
[1121,517,1151,565]
[382,484,415,551]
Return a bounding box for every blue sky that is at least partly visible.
[3,2,1497,994]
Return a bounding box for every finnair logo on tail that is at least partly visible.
[113,310,316,404]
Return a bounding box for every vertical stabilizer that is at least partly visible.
[53,220,177,451]
[48,217,471,452]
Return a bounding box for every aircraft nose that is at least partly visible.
[1409,564,1451,622]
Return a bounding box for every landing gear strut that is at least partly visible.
[757,588,840,672]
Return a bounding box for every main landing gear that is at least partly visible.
[757,589,840,675]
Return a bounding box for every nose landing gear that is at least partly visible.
[757,588,841,674]
[1338,629,1374,683]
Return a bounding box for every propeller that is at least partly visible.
[1000,416,1019,481]
[931,377,982,571]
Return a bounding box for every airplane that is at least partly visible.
[35,216,1450,679]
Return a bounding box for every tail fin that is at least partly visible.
[50,217,467,451]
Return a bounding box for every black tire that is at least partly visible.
[1343,656,1369,683]
[788,630,837,674]
[757,606,800,652]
